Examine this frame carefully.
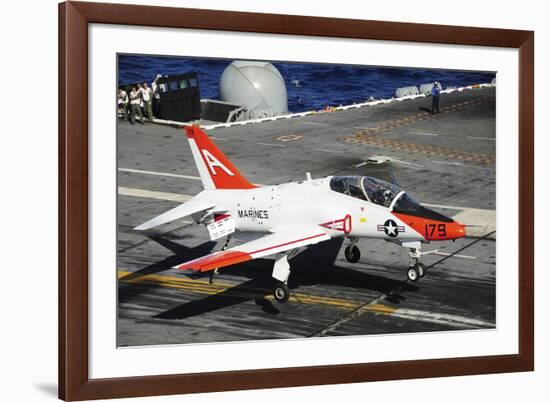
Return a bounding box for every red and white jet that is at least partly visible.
[135,126,465,302]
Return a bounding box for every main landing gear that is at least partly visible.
[344,238,361,263]
[209,235,232,284]
[271,254,292,303]
[273,282,290,303]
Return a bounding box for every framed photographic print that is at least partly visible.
[59,1,534,400]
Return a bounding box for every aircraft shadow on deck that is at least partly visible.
[118,236,217,300]
[122,237,418,321]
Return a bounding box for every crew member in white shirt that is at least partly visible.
[140,82,154,121]
[129,87,145,124]
[117,88,129,119]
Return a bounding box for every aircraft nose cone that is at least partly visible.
[448,222,466,240]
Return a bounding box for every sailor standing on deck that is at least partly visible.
[431,81,441,114]
[152,74,162,117]
[140,82,154,121]
[117,88,129,119]
[129,86,145,124]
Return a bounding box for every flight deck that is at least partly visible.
[117,86,496,347]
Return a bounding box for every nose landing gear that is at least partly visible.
[345,245,361,263]
[405,243,436,282]
[407,262,425,282]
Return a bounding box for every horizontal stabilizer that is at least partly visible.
[134,199,215,231]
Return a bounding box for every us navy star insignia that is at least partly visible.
[385,220,398,236]
[377,219,405,238]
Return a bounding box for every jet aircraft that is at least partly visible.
[135,126,465,302]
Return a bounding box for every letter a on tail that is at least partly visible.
[184,125,256,190]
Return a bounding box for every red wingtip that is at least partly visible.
[177,251,252,272]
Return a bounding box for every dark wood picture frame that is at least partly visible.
[59,1,534,400]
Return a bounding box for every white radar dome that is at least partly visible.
[219,61,288,118]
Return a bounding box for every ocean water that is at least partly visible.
[119,55,495,113]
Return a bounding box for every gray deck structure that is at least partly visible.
[117,86,496,347]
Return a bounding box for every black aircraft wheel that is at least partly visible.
[344,245,361,263]
[407,266,420,282]
[273,282,290,303]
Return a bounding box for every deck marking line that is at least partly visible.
[119,168,201,181]
[433,252,477,260]
[313,148,342,154]
[432,160,464,166]
[276,134,303,142]
[257,142,286,147]
[302,122,327,126]
[410,131,439,136]
[466,136,496,141]
[118,187,192,203]
[118,270,364,310]
[118,270,493,329]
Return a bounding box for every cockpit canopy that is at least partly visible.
[329,175,455,222]
[329,176,401,208]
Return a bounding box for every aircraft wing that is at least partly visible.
[134,199,215,231]
[174,229,330,273]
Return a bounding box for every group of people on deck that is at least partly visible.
[117,82,155,124]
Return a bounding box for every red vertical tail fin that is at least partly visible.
[184,125,256,190]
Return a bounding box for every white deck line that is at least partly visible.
[118,187,192,203]
[410,131,439,136]
[433,252,477,260]
[466,136,496,141]
[389,308,494,329]
[118,168,201,181]
[256,142,286,147]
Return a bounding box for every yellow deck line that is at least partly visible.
[118,270,491,328]
[118,270,396,313]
